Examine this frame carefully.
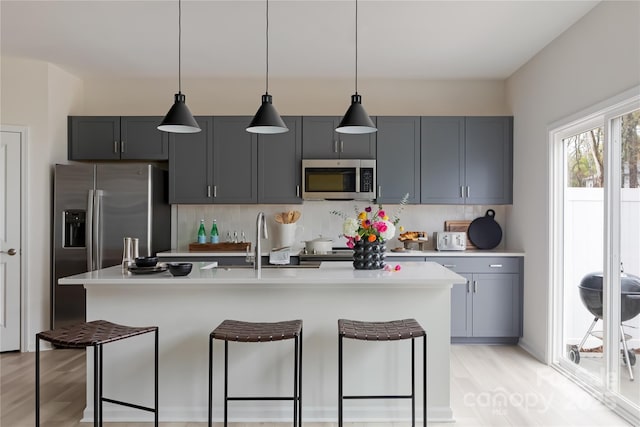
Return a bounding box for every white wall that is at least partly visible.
[0,56,83,350]
[506,0,640,361]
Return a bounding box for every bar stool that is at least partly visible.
[208,319,303,427]
[338,318,427,427]
[35,320,158,427]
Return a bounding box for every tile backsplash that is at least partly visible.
[174,202,507,251]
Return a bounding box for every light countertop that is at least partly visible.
[157,248,525,258]
[59,261,466,288]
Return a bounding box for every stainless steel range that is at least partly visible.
[299,247,354,263]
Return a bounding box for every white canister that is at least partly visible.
[273,223,301,249]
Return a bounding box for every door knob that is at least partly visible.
[1,248,17,256]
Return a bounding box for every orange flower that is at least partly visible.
[368,234,377,242]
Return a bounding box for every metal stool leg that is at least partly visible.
[94,345,99,427]
[99,344,104,426]
[338,334,343,427]
[298,328,303,427]
[293,335,299,425]
[35,337,40,426]
[154,329,159,426]
[224,340,228,427]
[208,336,213,427]
[411,338,416,427]
[423,334,427,427]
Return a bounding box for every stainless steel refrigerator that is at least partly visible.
[52,163,171,328]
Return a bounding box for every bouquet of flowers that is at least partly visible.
[331,195,408,249]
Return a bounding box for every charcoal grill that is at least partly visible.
[568,272,640,381]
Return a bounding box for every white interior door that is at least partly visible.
[0,130,22,352]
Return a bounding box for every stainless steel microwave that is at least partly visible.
[302,159,376,200]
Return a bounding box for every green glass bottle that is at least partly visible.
[210,219,219,243]
[197,219,206,243]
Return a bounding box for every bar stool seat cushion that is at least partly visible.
[36,320,158,348]
[338,318,425,341]
[212,319,302,342]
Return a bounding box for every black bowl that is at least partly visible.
[168,262,192,277]
[135,256,158,268]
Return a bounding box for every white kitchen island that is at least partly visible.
[59,261,465,423]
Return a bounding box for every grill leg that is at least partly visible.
[35,337,40,426]
[577,317,599,350]
[208,336,213,427]
[338,334,343,427]
[411,338,415,427]
[620,325,635,381]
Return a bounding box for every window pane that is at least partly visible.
[566,128,605,188]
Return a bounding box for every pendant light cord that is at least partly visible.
[178,0,182,94]
[355,0,358,94]
[266,0,269,94]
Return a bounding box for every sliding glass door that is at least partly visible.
[551,96,639,424]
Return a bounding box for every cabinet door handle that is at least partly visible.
[460,186,464,198]
[466,186,470,198]
[114,141,119,153]
[466,280,470,293]
[489,264,503,268]
[213,186,217,198]
[121,141,125,153]
[296,185,300,197]
[333,140,338,153]
[378,186,382,198]
[443,264,456,268]
[473,280,478,293]
[340,140,344,153]
[207,185,212,198]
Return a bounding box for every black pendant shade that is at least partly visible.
[247,94,288,134]
[336,93,377,134]
[158,93,201,133]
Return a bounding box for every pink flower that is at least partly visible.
[354,234,361,241]
[375,222,388,233]
[378,210,386,218]
[394,264,402,271]
[346,239,355,249]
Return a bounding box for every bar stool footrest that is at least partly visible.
[101,397,157,413]
[227,396,298,401]
[344,394,413,399]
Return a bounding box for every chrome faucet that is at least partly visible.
[254,212,268,272]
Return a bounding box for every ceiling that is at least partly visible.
[1,0,600,81]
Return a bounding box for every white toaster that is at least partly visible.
[435,232,467,251]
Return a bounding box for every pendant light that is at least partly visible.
[158,0,200,134]
[247,0,288,134]
[336,0,377,134]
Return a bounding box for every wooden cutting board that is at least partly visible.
[444,220,477,249]
[189,242,251,252]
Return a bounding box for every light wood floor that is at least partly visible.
[1,345,631,427]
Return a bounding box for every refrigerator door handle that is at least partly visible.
[86,190,94,271]
[94,190,104,270]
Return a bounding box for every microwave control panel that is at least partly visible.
[360,168,374,192]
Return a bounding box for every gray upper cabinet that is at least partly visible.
[212,117,258,204]
[376,116,421,204]
[420,116,513,205]
[302,116,376,159]
[69,116,168,160]
[258,116,303,204]
[421,117,465,204]
[464,117,513,205]
[169,117,213,204]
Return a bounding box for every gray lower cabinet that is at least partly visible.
[169,116,301,204]
[376,116,421,204]
[69,116,168,160]
[421,116,513,205]
[258,116,303,204]
[302,116,376,159]
[427,256,523,343]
